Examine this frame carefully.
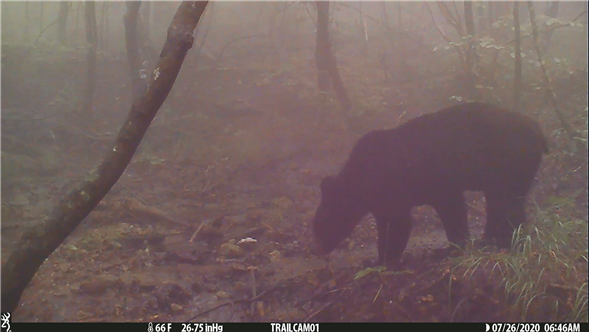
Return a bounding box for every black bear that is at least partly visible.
[311,102,548,264]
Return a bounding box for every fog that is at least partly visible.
[2,1,587,323]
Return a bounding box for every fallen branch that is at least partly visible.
[304,301,333,322]
[186,285,282,320]
[122,197,191,228]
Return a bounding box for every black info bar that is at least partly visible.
[2,322,586,332]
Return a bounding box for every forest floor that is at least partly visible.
[2,44,587,322]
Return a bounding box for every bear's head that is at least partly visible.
[310,175,366,256]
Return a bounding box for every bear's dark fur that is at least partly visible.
[312,102,548,264]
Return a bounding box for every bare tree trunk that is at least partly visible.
[487,1,495,39]
[125,2,146,102]
[381,1,389,82]
[24,2,30,41]
[98,2,106,50]
[1,1,210,314]
[2,3,9,34]
[57,1,69,45]
[359,1,368,57]
[136,3,158,67]
[477,1,487,36]
[104,2,110,52]
[397,2,406,80]
[39,2,44,35]
[513,2,522,110]
[315,1,351,112]
[541,1,560,52]
[74,2,81,44]
[143,1,151,40]
[84,2,98,114]
[464,1,478,100]
[315,1,331,93]
[277,4,288,67]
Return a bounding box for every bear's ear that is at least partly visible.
[320,176,336,193]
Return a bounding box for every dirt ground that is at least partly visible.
[2,46,587,322]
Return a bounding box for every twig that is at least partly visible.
[501,10,587,46]
[527,2,583,152]
[304,301,333,322]
[1,224,19,231]
[216,34,268,61]
[189,219,208,242]
[337,2,424,44]
[117,182,148,206]
[194,4,214,65]
[450,298,468,322]
[466,202,485,216]
[303,3,317,28]
[186,285,281,321]
[17,17,60,65]
[249,268,257,315]
[425,2,467,74]
[298,286,349,305]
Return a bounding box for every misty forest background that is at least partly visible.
[1,1,588,323]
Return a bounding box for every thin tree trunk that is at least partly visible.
[57,1,69,45]
[359,1,368,57]
[464,1,477,100]
[24,2,29,41]
[513,2,522,110]
[541,1,560,52]
[2,3,9,34]
[74,2,81,44]
[397,2,406,80]
[125,2,146,102]
[477,1,486,36]
[315,1,331,93]
[39,2,44,34]
[1,1,209,313]
[487,1,495,39]
[143,1,151,40]
[84,2,98,114]
[527,1,582,152]
[104,2,110,52]
[315,1,351,112]
[99,2,106,50]
[381,1,389,82]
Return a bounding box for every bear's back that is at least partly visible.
[340,102,547,194]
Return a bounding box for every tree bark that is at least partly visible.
[315,1,351,112]
[84,2,98,114]
[105,2,110,52]
[1,1,209,314]
[513,2,522,110]
[125,2,146,103]
[487,1,495,39]
[477,2,486,36]
[541,1,560,52]
[74,2,81,44]
[143,1,151,39]
[315,1,331,93]
[24,2,29,41]
[39,2,44,35]
[99,2,106,50]
[464,1,477,101]
[57,1,69,45]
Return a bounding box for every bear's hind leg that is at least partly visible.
[484,192,526,249]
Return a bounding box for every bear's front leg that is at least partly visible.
[375,210,412,264]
